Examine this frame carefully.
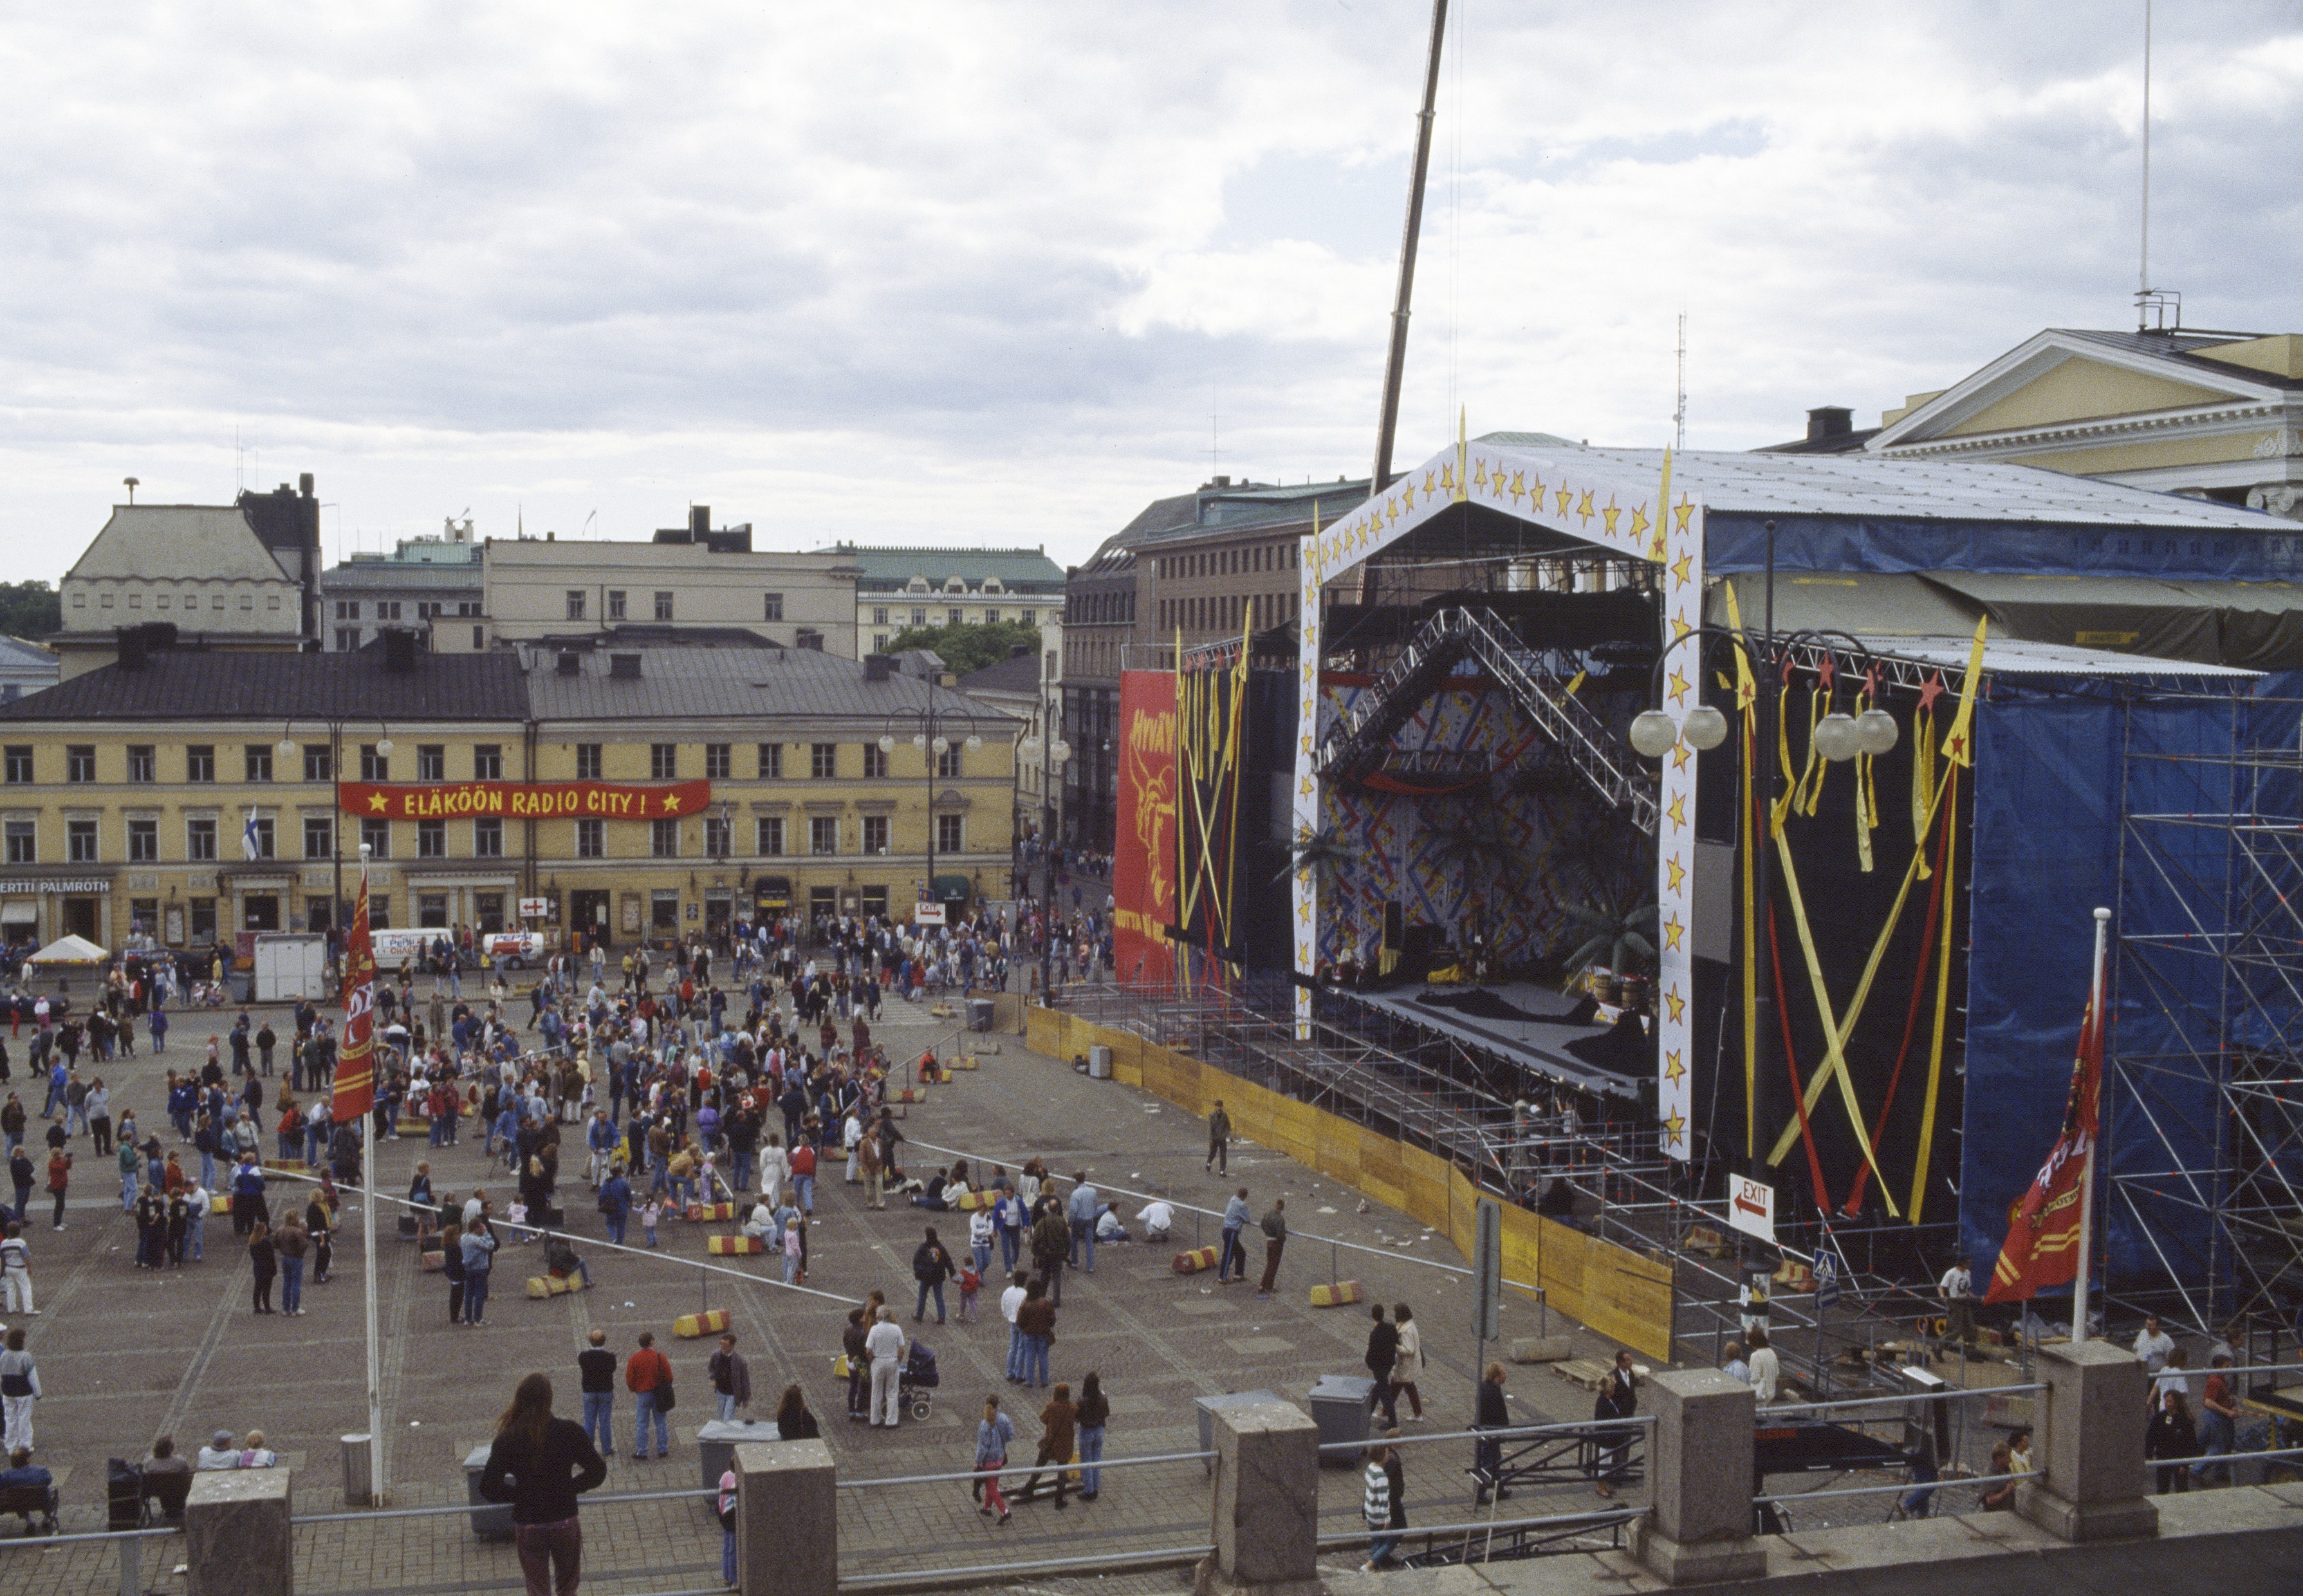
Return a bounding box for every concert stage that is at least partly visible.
[1345,979,1651,1102]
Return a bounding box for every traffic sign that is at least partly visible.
[1814,1248,1841,1312]
[1472,1200,1502,1342]
[1728,1176,1776,1245]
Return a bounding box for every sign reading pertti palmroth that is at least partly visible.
[334,779,713,819]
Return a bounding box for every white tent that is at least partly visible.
[26,933,108,965]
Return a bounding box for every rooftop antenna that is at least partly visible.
[1674,311,1688,452]
[2134,1,2179,332]
[233,426,245,496]
[122,476,139,505]
[1210,383,1222,481]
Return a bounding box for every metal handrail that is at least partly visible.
[290,1485,711,1525]
[1319,1416,1656,1452]
[1315,1505,1641,1546]
[838,1544,1216,1588]
[840,1450,1214,1490]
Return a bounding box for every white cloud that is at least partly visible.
[0,0,2295,578]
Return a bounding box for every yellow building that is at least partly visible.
[0,636,1018,954]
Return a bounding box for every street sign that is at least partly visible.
[1728,1176,1777,1245]
[1813,1248,1841,1312]
[518,897,551,920]
[1472,1199,1502,1342]
[914,904,947,927]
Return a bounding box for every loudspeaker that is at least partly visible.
[1383,901,1405,952]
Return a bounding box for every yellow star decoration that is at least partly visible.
[1555,487,1572,517]
[1509,471,1526,505]
[1674,496,1695,533]
[1601,497,1621,535]
[1424,470,1438,494]
[1473,458,1488,489]
[1665,986,1687,1024]
[1399,483,1416,511]
[1441,463,1456,493]
[1297,898,1312,923]
[1666,796,1688,834]
[1663,1111,1688,1150]
[1663,911,1686,949]
[1670,742,1692,772]
[1671,551,1694,588]
[1300,775,1316,797]
[1664,1049,1687,1086]
[1667,666,1691,705]
[1386,498,1400,523]
[367,792,388,812]
[1629,506,1649,542]
[1671,615,1694,644]
[660,793,682,812]
[1577,490,1596,524]
[1666,854,1687,894]
[1299,734,1313,754]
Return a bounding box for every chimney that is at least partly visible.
[117,626,147,672]
[864,654,892,682]
[1806,406,1853,443]
[609,653,642,680]
[299,472,314,498]
[382,628,419,674]
[556,650,582,676]
[690,506,710,539]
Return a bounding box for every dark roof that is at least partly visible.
[1755,427,1883,456]
[0,647,529,723]
[525,646,1021,727]
[955,651,1040,695]
[2057,328,2302,391]
[532,626,788,651]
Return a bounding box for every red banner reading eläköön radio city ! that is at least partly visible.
[335,779,712,820]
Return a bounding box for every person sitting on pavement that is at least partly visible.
[236,1429,277,1469]
[1093,1203,1130,1244]
[1135,1200,1174,1243]
[544,1232,592,1287]
[196,1429,240,1469]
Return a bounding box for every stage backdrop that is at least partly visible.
[1112,670,1178,986]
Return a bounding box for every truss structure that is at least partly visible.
[2114,738,2303,1334]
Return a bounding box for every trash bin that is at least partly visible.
[463,1443,514,1541]
[968,998,995,1032]
[342,1434,373,1507]
[1306,1374,1376,1466]
[1088,1045,1113,1080]
[697,1419,780,1492]
[1193,1389,1284,1474]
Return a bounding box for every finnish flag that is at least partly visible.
[243,810,262,860]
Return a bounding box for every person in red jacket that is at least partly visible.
[625,1331,674,1461]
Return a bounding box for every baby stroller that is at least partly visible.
[898,1340,939,1420]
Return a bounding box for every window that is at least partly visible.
[873,607,889,626]
[474,817,503,857]
[705,743,731,780]
[938,744,962,779]
[336,629,361,651]
[459,602,481,617]
[129,818,158,862]
[809,815,838,855]
[653,591,674,621]
[651,817,680,857]
[3,747,29,784]
[302,745,332,782]
[417,744,445,783]
[810,743,837,779]
[862,744,887,779]
[474,745,503,781]
[652,889,680,930]
[127,745,155,783]
[912,608,926,627]
[946,609,961,626]
[763,593,784,622]
[66,745,95,783]
[359,744,388,782]
[186,817,216,862]
[757,743,782,779]
[365,896,389,931]
[418,892,448,929]
[418,600,441,619]
[872,633,889,653]
[575,817,604,857]
[704,815,731,857]
[246,815,274,859]
[244,745,272,783]
[566,590,587,621]
[418,819,446,857]
[755,815,783,855]
[575,743,602,781]
[862,815,889,854]
[2,821,30,864]
[651,743,677,780]
[336,600,360,621]
[607,590,627,620]
[303,815,333,859]
[984,608,999,624]
[66,819,97,862]
[860,885,888,919]
[937,813,964,853]
[375,600,402,621]
[189,898,216,940]
[472,626,485,650]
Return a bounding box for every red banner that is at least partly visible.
[337,779,712,820]
[332,866,377,1121]
[1111,671,1177,986]
[1984,994,2102,1304]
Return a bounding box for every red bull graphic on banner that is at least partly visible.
[1112,670,1177,986]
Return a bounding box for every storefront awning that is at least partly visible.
[931,873,972,904]
[0,903,35,925]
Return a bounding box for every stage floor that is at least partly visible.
[1348,978,1649,1101]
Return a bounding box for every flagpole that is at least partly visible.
[353,843,385,1502]
[2072,905,2111,1346]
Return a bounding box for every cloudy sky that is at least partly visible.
[2,1,2297,580]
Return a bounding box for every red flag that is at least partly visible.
[331,867,377,1122]
[1983,994,2101,1304]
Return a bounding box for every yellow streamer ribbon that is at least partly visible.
[1908,761,1961,1223]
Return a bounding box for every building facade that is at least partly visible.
[0,638,59,704]
[953,649,1057,852]
[0,638,1017,954]
[829,544,1067,666]
[320,518,487,653]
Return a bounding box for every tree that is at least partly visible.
[885,619,1044,678]
[0,581,60,640]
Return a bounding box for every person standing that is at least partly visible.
[1064,1172,1098,1276]
[2193,1352,2240,1487]
[477,1373,607,1596]
[1591,1349,1638,1499]
[1015,1279,1055,1389]
[2134,1315,2177,1377]
[247,1221,277,1314]
[0,1225,30,1315]
[1255,1197,1287,1296]
[913,1226,955,1324]
[1218,1187,1250,1283]
[626,1331,674,1460]
[1473,1362,1511,1507]
[1075,1371,1109,1501]
[1938,1259,1977,1348]
[1389,1304,1425,1420]
[461,1217,498,1326]
[1359,1438,1396,1573]
[578,1330,618,1460]
[773,1384,819,1440]
[708,1333,752,1422]
[865,1306,907,1428]
[1001,1268,1030,1384]
[1015,1381,1077,1508]
[1746,1328,1781,1404]
[1030,1201,1068,1309]
[44,1147,69,1232]
[2147,1389,2199,1495]
[273,1213,309,1316]
[1364,1305,1400,1427]
[0,1328,38,1451]
[1205,1099,1230,1174]
[974,1395,1015,1525]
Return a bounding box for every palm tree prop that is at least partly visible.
[1557,891,1658,983]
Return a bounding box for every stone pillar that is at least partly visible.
[1629,1369,1768,1586]
[186,1467,293,1596]
[1196,1398,1320,1596]
[2017,1339,2159,1543]
[735,1439,836,1596]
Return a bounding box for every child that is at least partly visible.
[781,1217,802,1285]
[642,1196,662,1248]
[959,1261,982,1322]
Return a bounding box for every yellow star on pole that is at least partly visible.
[1665,986,1687,1025]
[1299,734,1313,754]
[1674,496,1695,533]
[1300,775,1316,797]
[1672,551,1694,587]
[1666,854,1687,894]
[1670,742,1692,772]
[1666,796,1688,834]
[1663,1111,1688,1149]
[1602,497,1621,535]
[1663,911,1685,948]
[1667,666,1691,705]
[1671,615,1693,645]
[1664,1049,1687,1086]
[1297,898,1312,923]
[367,792,388,812]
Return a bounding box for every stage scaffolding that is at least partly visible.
[2113,727,2303,1338]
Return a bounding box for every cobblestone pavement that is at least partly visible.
[0,988,1643,1595]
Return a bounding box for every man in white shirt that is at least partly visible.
[2132,1315,2176,1373]
[1001,1268,1030,1382]
[1746,1329,1782,1404]
[864,1306,907,1427]
[1136,1200,1175,1243]
[0,1227,31,1315]
[1938,1261,1976,1348]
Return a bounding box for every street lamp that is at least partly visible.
[880,701,989,928]
[279,721,391,962]
[1018,718,1072,1003]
